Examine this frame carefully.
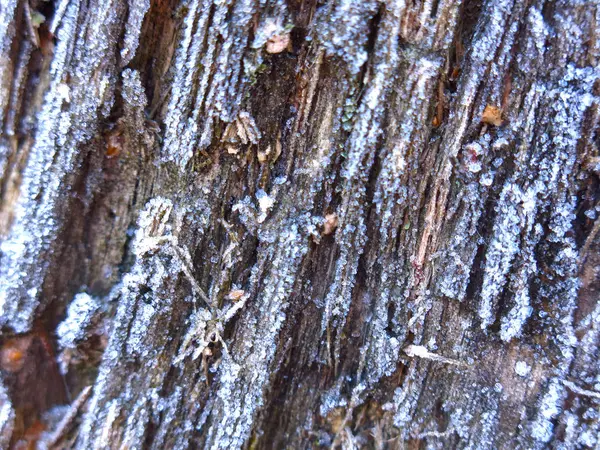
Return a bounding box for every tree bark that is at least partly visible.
[0,0,599,448]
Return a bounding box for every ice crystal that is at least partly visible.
[478,182,529,328]
[515,361,531,377]
[0,0,84,332]
[442,0,513,159]
[256,189,275,223]
[0,0,595,447]
[531,379,565,443]
[120,0,150,66]
[203,220,309,448]
[436,174,491,302]
[0,380,13,449]
[315,0,380,75]
[57,293,100,350]
[479,58,595,335]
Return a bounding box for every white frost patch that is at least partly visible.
[316,0,379,75]
[256,189,275,223]
[500,289,533,341]
[120,0,150,66]
[57,293,100,350]
[204,219,310,448]
[0,381,14,449]
[479,182,530,328]
[56,83,71,103]
[514,361,531,377]
[531,379,565,443]
[321,1,406,369]
[0,0,151,334]
[0,0,83,333]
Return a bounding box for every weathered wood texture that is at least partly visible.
[0,0,599,448]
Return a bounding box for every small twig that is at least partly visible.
[23,1,41,48]
[169,243,212,308]
[416,427,455,439]
[580,215,600,265]
[563,380,600,400]
[148,87,171,119]
[218,219,239,241]
[46,386,92,448]
[330,355,367,449]
[403,345,468,367]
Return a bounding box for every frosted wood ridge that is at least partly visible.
[0,0,599,448]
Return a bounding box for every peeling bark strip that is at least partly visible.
[0,0,599,448]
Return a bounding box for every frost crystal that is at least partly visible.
[256,189,275,223]
[0,0,84,332]
[0,380,14,449]
[57,293,100,350]
[479,182,532,329]
[531,380,565,443]
[515,361,531,377]
[315,0,380,75]
[0,0,596,446]
[120,0,150,66]
[204,220,309,448]
[78,198,182,447]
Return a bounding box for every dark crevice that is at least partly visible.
[129,0,182,118]
[430,0,441,18]
[458,0,484,52]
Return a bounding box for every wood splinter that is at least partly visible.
[45,386,93,448]
[563,380,600,400]
[403,345,469,367]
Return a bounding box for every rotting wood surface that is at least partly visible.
[0,0,599,448]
